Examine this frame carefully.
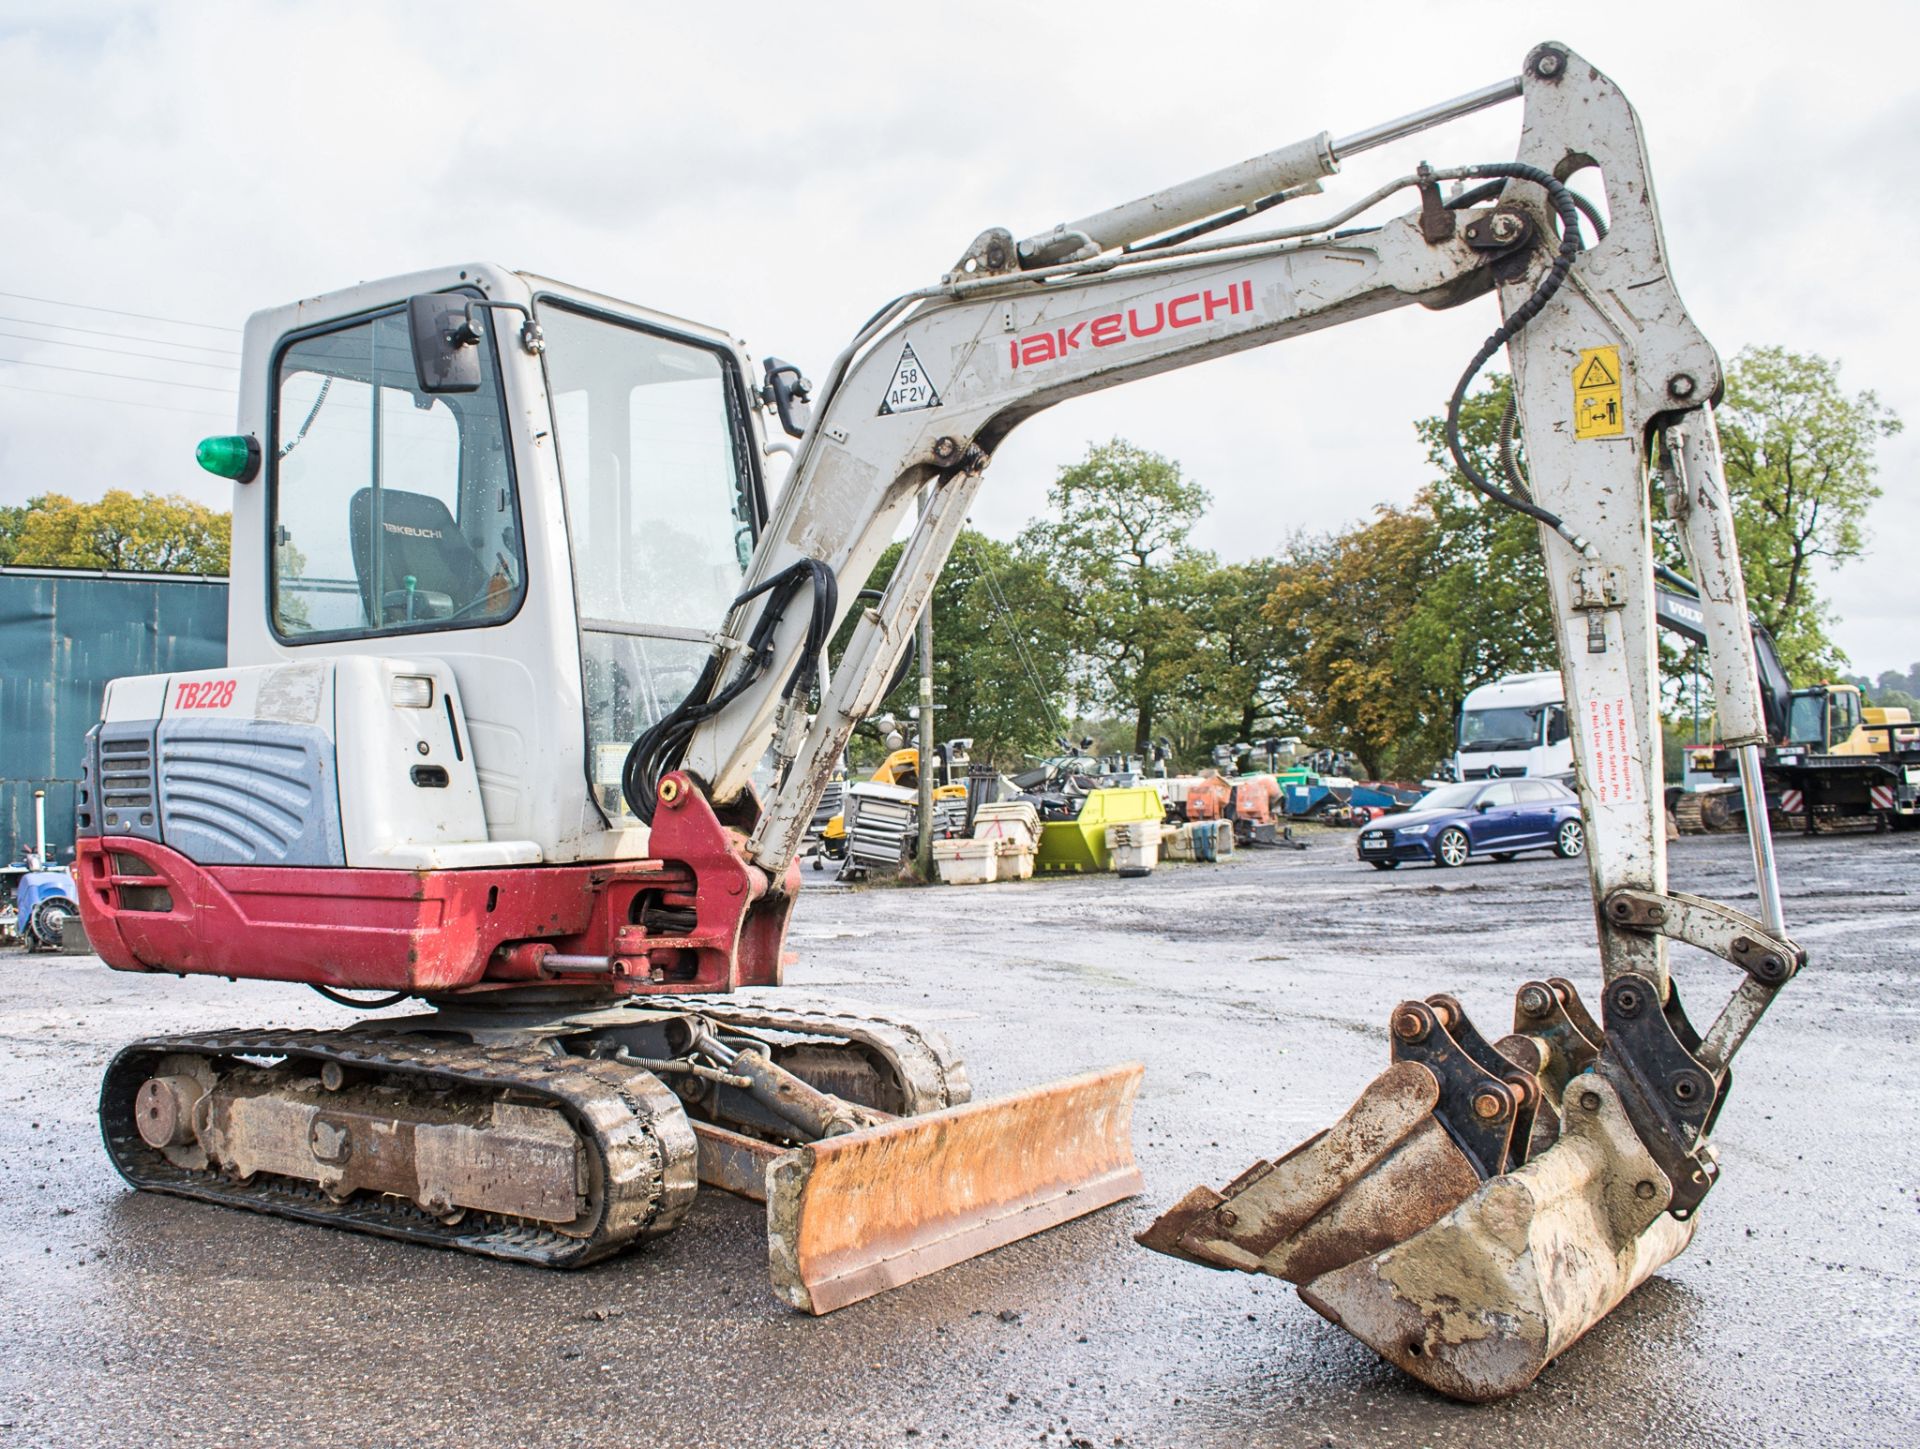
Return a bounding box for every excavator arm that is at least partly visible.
[642,41,1803,1399]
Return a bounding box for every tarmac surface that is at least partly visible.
[1,828,1915,1448]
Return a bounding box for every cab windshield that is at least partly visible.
[1459,706,1543,752]
[537,300,760,821]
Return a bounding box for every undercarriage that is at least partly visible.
[102,995,1138,1308]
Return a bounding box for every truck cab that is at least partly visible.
[1450,671,1572,782]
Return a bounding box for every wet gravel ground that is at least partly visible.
[1,828,1915,1448]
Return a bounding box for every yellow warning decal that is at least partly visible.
[1573,345,1625,440]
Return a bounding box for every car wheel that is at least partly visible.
[1434,828,1470,868]
[1554,820,1586,858]
[1370,859,1400,871]
[1493,852,1516,862]
[27,897,76,949]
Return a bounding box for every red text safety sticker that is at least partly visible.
[1584,693,1642,806]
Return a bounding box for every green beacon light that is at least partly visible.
[196,434,261,483]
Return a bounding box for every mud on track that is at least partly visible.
[1,830,1915,1447]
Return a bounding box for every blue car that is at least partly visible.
[1357,778,1584,870]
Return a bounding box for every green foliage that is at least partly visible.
[4,491,231,574]
[833,528,1074,767]
[1015,440,1211,753]
[1716,345,1900,678]
[1404,376,1559,757]
[1264,507,1438,779]
[0,497,43,565]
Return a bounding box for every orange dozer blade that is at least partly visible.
[761,1062,1144,1314]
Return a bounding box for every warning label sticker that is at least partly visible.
[1573,345,1625,440]
[1584,692,1643,806]
[879,342,941,415]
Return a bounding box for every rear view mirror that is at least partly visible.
[761,357,812,438]
[408,295,482,394]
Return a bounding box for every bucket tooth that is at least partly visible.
[765,1062,1144,1314]
[1296,1073,1697,1402]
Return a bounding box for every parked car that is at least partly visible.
[1356,779,1584,870]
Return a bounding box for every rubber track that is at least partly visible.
[672,995,973,1115]
[99,1028,698,1268]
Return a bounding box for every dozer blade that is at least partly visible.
[755,1062,1144,1314]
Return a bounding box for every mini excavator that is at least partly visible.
[74,42,1800,1400]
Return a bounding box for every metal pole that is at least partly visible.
[1329,77,1524,159]
[915,488,936,882]
[1736,744,1785,934]
[33,789,46,861]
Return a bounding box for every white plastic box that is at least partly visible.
[933,837,1000,885]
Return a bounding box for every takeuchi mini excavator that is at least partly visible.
[74,42,1803,1401]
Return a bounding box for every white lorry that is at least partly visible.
[1450,670,1572,781]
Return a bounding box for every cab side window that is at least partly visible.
[271,307,524,641]
[1479,782,1518,808]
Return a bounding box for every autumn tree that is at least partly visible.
[5,491,231,574]
[1264,507,1439,779]
[1716,345,1900,677]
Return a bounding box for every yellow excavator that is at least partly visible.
[74,42,1802,1401]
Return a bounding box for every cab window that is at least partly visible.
[270,305,524,640]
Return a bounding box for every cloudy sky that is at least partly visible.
[3,1,1913,673]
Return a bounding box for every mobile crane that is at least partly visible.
[73,42,1802,1401]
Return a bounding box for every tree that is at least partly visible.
[832,528,1073,767]
[1264,507,1440,779]
[1015,440,1210,752]
[1154,555,1294,763]
[0,497,43,565]
[1402,377,1559,761]
[1716,346,1900,677]
[6,491,231,574]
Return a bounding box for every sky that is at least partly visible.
[2,1,1914,675]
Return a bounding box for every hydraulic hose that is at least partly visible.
[1441,162,1596,558]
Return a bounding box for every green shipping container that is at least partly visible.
[0,567,227,863]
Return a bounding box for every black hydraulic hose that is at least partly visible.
[1442,162,1596,558]
[621,558,838,823]
[311,985,409,1010]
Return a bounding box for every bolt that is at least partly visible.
[1648,906,1667,925]
[416,739,430,756]
[932,436,960,462]
[1518,984,1554,1019]
[1668,373,1698,400]
[1731,936,1754,956]
[1535,52,1562,76]
[320,1061,345,1092]
[985,243,1008,269]
[1758,954,1787,983]
[1217,1208,1238,1228]
[1614,987,1641,1016]
[1579,1090,1603,1113]
[1392,1008,1429,1043]
[1488,213,1523,243]
[1472,1090,1507,1120]
[1634,1180,1658,1201]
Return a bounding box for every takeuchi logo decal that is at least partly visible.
[1008,279,1254,368]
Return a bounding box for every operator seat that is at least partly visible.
[348,487,489,624]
